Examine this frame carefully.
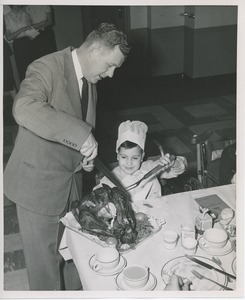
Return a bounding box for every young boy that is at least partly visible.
[97,120,187,201]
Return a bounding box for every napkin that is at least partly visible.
[58,229,72,261]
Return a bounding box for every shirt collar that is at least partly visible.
[72,49,83,81]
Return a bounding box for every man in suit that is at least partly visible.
[4,23,130,290]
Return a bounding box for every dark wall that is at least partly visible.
[188,25,237,77]
[52,6,237,79]
[127,28,150,78]
[150,26,184,76]
[53,6,84,50]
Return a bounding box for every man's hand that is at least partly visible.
[80,133,98,162]
[164,274,192,291]
[82,158,94,172]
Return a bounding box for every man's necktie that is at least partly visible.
[81,77,88,120]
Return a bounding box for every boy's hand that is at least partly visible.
[159,155,186,179]
[158,154,175,172]
[158,154,175,165]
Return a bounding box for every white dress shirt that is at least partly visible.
[72,48,84,94]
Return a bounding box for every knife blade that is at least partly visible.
[94,157,129,195]
[185,255,236,280]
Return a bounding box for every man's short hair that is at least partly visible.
[85,23,130,57]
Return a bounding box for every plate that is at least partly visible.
[89,254,126,276]
[60,211,165,253]
[115,271,157,291]
[198,236,233,256]
[231,257,236,275]
[161,256,227,291]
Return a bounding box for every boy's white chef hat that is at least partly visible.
[116,120,148,152]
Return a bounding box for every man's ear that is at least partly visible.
[89,43,101,56]
[116,153,119,161]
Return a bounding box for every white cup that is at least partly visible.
[93,247,119,271]
[163,230,178,250]
[123,265,149,289]
[182,237,197,255]
[203,228,228,249]
[220,208,234,226]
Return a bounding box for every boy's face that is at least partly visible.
[117,146,144,175]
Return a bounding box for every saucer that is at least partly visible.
[198,236,233,256]
[89,254,126,276]
[115,271,157,291]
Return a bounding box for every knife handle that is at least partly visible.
[215,268,236,280]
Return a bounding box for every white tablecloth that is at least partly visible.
[59,184,237,292]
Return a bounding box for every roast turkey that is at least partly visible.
[71,184,137,245]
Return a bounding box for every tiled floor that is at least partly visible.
[3,74,236,290]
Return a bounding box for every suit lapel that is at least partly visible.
[63,48,82,119]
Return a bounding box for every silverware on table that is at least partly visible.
[143,203,154,208]
[191,269,233,291]
[212,256,222,266]
[185,255,236,280]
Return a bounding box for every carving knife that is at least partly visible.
[94,157,129,195]
[185,255,236,280]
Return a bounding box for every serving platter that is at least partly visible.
[60,211,165,253]
[161,255,228,291]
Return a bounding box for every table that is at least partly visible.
[59,184,237,292]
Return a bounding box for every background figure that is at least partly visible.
[219,143,236,185]
[4,5,57,83]
[4,5,32,82]
[3,39,16,93]
[3,5,16,95]
[3,15,16,96]
[26,5,57,59]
